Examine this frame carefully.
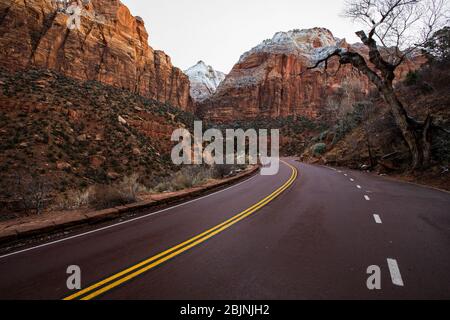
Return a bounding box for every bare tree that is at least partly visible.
[14,174,52,215]
[305,0,449,170]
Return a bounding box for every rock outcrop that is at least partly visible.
[198,28,424,122]
[0,0,193,111]
[184,61,226,102]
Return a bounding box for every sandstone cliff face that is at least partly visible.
[0,0,193,111]
[199,28,424,122]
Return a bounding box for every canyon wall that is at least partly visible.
[198,28,424,122]
[0,0,193,111]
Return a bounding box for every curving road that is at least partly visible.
[0,159,449,299]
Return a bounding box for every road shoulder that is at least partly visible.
[0,166,260,248]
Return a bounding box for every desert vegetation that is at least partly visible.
[0,68,199,218]
[209,116,327,156]
[51,164,246,212]
[306,0,449,170]
[302,26,450,190]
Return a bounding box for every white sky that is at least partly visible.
[121,0,361,73]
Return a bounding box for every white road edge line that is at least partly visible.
[387,258,405,286]
[0,171,263,260]
[373,214,382,224]
[364,195,371,201]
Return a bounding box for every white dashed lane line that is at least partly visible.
[338,168,402,289]
[337,167,404,288]
[387,258,405,286]
[373,214,382,224]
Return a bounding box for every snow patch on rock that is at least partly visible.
[185,61,226,102]
[238,27,342,64]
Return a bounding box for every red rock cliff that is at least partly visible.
[198,28,424,122]
[0,0,193,111]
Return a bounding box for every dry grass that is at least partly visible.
[53,165,247,212]
[53,174,142,210]
[152,165,244,193]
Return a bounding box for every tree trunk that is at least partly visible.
[422,115,433,169]
[379,84,424,170]
[312,48,433,170]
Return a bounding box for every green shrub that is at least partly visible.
[433,130,450,164]
[405,71,420,86]
[312,143,327,155]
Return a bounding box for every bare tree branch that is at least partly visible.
[307,0,449,169]
[344,0,449,65]
[306,48,342,70]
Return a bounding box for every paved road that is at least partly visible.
[0,159,449,299]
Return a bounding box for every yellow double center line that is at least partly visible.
[64,161,298,300]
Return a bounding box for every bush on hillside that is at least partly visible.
[312,143,327,156]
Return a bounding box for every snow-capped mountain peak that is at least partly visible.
[238,27,340,64]
[185,61,226,102]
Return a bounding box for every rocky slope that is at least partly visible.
[0,0,193,111]
[0,67,197,215]
[198,28,423,122]
[184,61,226,102]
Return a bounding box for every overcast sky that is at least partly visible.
[121,0,361,73]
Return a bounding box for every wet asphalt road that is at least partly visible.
[0,159,449,299]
